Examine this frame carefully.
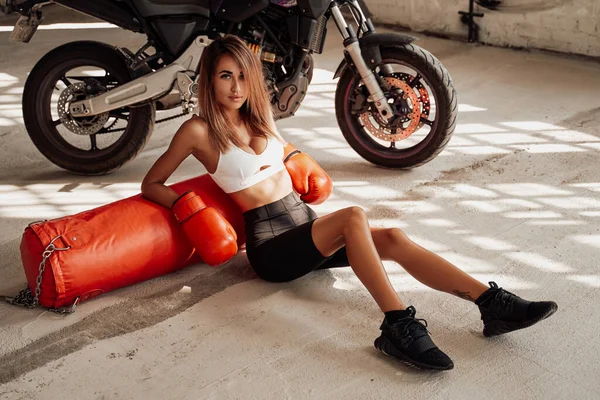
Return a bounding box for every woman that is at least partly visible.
[141,35,557,371]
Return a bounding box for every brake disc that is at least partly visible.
[359,73,431,142]
[57,82,110,135]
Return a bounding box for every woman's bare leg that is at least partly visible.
[370,227,489,301]
[311,208,456,370]
[311,207,407,312]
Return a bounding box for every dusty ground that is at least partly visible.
[0,6,599,400]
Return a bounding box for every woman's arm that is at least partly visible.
[141,118,208,208]
[265,108,332,204]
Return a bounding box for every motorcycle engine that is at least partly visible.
[240,8,311,120]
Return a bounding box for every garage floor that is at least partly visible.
[0,7,599,400]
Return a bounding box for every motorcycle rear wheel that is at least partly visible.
[23,41,155,175]
[335,44,457,169]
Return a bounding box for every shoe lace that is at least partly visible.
[489,288,516,316]
[391,315,430,341]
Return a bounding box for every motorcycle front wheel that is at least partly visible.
[22,41,155,175]
[335,44,457,169]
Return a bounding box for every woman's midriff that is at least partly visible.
[228,169,294,212]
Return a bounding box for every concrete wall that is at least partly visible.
[366,0,600,57]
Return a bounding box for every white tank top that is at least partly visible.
[208,135,286,193]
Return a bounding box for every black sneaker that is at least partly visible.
[374,306,454,371]
[475,282,558,337]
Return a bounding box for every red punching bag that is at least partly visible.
[16,174,246,311]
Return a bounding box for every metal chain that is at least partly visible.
[4,235,79,315]
[104,111,188,133]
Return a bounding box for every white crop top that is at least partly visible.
[208,135,286,193]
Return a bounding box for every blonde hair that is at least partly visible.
[196,35,277,153]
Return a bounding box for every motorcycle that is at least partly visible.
[0,0,457,175]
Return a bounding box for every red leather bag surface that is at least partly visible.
[19,174,246,309]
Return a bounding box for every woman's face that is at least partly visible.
[212,54,248,112]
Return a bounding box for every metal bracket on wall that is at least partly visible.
[459,0,485,43]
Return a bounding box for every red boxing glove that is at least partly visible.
[171,191,238,266]
[283,143,332,204]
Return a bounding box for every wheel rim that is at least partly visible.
[343,57,441,158]
[38,60,134,160]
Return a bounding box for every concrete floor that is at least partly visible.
[1,7,599,400]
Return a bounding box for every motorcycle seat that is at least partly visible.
[132,0,211,18]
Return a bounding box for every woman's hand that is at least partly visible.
[283,143,333,204]
[171,190,238,266]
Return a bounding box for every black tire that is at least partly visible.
[23,41,155,175]
[335,44,457,169]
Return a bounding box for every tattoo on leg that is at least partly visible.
[453,289,475,301]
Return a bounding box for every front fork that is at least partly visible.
[330,1,394,122]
